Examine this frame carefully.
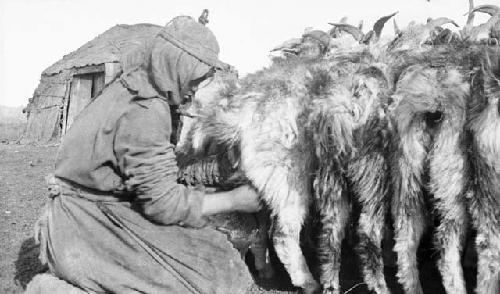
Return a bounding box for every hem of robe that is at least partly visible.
[39,195,254,294]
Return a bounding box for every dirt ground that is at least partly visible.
[0,144,55,294]
[0,144,478,294]
[0,123,25,144]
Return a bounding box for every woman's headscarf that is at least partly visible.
[120,16,224,105]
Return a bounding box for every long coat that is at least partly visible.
[35,73,253,293]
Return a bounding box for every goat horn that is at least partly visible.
[328,23,364,41]
[393,19,402,36]
[465,0,475,28]
[358,20,364,30]
[427,17,459,29]
[467,4,500,16]
[270,38,302,52]
[373,11,398,38]
[361,30,376,44]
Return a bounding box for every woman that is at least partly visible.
[32,15,260,294]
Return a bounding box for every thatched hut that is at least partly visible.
[21,23,162,144]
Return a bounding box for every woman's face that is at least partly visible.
[182,66,216,104]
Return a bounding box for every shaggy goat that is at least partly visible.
[309,53,392,294]
[175,70,275,279]
[176,53,389,293]
[385,47,490,294]
[176,60,321,293]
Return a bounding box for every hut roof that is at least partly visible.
[43,23,162,75]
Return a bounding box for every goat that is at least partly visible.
[175,70,275,279]
[384,46,492,294]
[310,52,392,294]
[176,59,322,293]
[176,52,390,293]
[384,7,500,287]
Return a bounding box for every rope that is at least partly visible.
[343,282,366,294]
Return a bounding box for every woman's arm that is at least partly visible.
[114,100,207,227]
[114,100,261,228]
[201,185,261,216]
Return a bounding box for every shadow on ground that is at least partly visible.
[14,237,48,289]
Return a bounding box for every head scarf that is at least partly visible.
[120,16,223,105]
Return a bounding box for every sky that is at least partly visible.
[0,0,494,107]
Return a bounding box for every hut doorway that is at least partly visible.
[64,70,105,132]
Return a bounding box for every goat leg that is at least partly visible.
[251,209,274,279]
[317,178,351,294]
[433,215,468,294]
[245,158,318,293]
[467,87,500,294]
[350,154,390,294]
[430,130,468,294]
[272,201,319,293]
[392,205,426,294]
[475,225,500,294]
[391,131,427,294]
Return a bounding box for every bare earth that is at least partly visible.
[0,144,55,294]
[0,144,476,294]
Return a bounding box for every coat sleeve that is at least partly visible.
[113,99,206,228]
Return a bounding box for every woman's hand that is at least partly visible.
[201,184,261,216]
[229,185,262,213]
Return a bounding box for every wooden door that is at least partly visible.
[65,75,93,130]
[64,71,105,132]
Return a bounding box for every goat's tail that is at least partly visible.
[308,97,357,164]
[308,97,357,201]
